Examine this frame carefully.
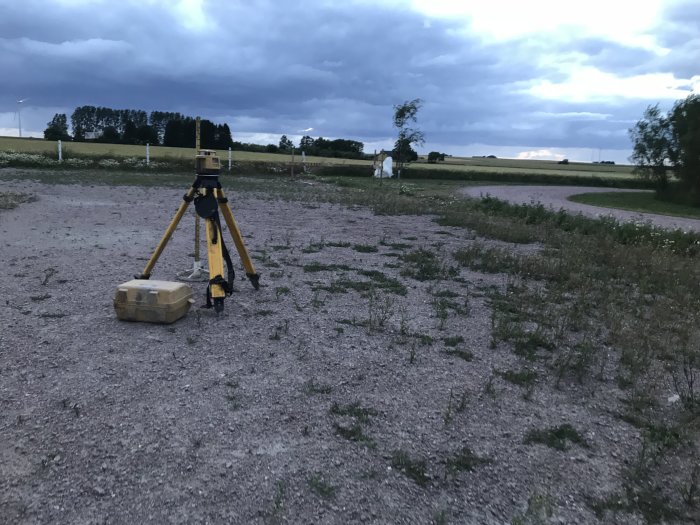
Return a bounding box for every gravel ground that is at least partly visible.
[0,180,651,524]
[462,185,700,233]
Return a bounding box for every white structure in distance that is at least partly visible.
[374,156,393,178]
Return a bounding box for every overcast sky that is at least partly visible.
[1,0,698,162]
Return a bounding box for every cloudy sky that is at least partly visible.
[1,0,698,162]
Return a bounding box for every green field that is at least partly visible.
[1,136,636,180]
[0,136,368,165]
[410,158,634,178]
[568,191,700,219]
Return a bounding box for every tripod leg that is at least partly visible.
[217,190,260,289]
[138,188,196,279]
[205,216,227,312]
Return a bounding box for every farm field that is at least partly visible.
[0,136,369,166]
[1,136,636,180]
[0,168,698,524]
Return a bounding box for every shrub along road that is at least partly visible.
[462,185,700,232]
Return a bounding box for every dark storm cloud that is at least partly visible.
[0,0,696,155]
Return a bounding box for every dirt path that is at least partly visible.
[462,185,700,232]
[0,180,653,523]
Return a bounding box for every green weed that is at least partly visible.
[523,424,588,451]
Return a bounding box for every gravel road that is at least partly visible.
[462,185,700,233]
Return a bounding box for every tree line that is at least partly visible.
[44,106,233,149]
[227,134,369,160]
[629,94,700,203]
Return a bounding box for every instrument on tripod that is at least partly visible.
[137,148,260,313]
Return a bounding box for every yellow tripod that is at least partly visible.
[138,149,259,313]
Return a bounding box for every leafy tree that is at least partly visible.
[630,95,700,202]
[43,113,71,141]
[98,126,121,143]
[122,120,138,144]
[393,138,418,162]
[300,135,314,151]
[669,94,700,195]
[136,124,159,145]
[393,98,425,177]
[629,104,673,189]
[279,135,294,151]
[427,151,445,163]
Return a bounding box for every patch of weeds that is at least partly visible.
[391,450,430,486]
[445,446,489,478]
[0,192,36,210]
[380,240,413,250]
[329,401,377,424]
[314,280,354,294]
[302,262,352,273]
[269,480,285,522]
[333,423,375,447]
[445,349,474,362]
[454,242,524,275]
[38,312,67,319]
[680,464,699,508]
[274,286,290,299]
[443,335,464,347]
[308,473,337,499]
[433,298,450,329]
[511,492,554,525]
[553,340,602,386]
[434,509,448,525]
[269,320,289,341]
[367,288,394,332]
[400,249,457,281]
[401,248,459,281]
[353,243,379,253]
[514,330,555,362]
[443,389,456,425]
[335,317,369,328]
[330,401,377,447]
[523,424,588,451]
[357,270,408,295]
[326,241,351,248]
[252,250,280,267]
[301,240,325,253]
[497,369,537,387]
[589,493,628,521]
[433,289,459,298]
[224,380,240,409]
[311,291,325,308]
[482,377,495,401]
[303,378,332,395]
[409,331,434,346]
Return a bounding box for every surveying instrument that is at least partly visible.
[137,134,259,314]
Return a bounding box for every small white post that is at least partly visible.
[58,140,62,163]
[146,143,150,165]
[228,146,232,172]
